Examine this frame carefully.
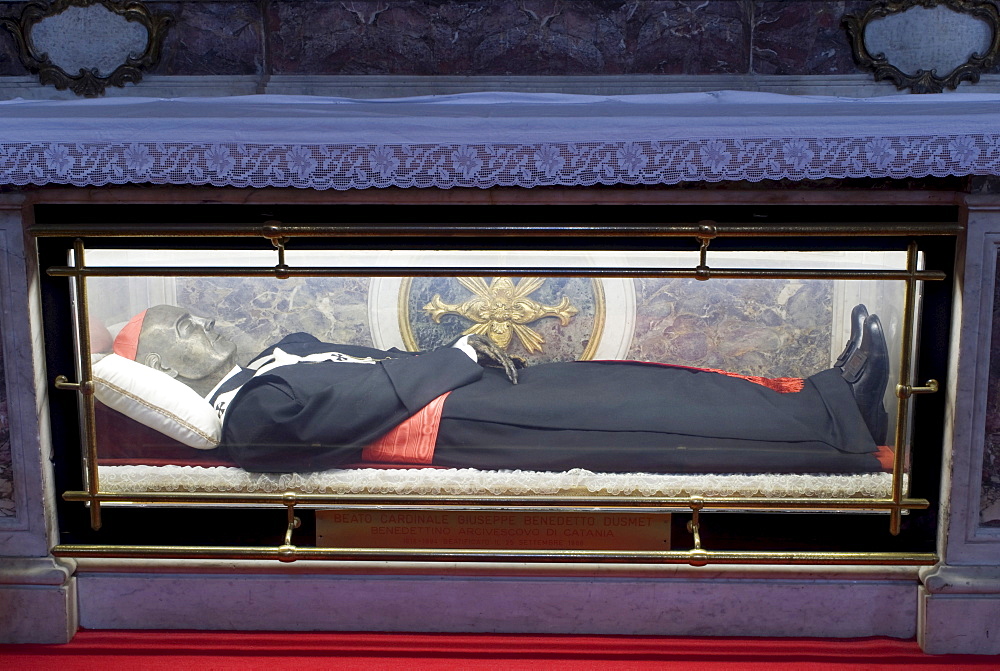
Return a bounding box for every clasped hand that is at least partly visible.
[452,334,525,384]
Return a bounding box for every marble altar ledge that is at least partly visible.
[920,564,1000,594]
[0,556,76,585]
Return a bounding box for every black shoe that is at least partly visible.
[834,304,869,369]
[843,314,889,445]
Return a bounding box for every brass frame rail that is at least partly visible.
[55,491,936,565]
[51,544,939,567]
[47,266,947,281]
[62,489,931,511]
[30,220,964,238]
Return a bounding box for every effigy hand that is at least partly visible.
[465,334,524,384]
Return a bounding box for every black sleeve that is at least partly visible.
[222,347,483,472]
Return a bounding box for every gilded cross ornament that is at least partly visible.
[423,277,578,353]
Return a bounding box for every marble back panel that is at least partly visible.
[176,276,374,366]
[168,274,831,378]
[5,1,991,80]
[630,277,832,379]
[265,0,752,76]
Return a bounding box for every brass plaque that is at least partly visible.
[316,510,671,551]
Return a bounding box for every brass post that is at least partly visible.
[263,221,291,280]
[279,491,301,563]
[695,221,716,281]
[889,241,921,535]
[72,240,101,530]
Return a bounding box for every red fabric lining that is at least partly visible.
[94,401,232,467]
[591,360,805,393]
[705,369,805,393]
[874,444,895,471]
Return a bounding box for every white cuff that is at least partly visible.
[451,335,478,362]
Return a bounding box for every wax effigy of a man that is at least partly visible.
[110,304,890,475]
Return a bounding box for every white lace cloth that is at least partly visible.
[98,464,899,499]
[2,91,1000,189]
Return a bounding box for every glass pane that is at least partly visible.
[81,247,916,502]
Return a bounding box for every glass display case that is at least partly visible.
[34,202,957,565]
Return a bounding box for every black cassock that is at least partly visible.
[211,333,881,474]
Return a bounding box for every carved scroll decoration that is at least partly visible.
[1,0,172,97]
[843,0,1000,94]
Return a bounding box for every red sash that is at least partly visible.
[362,392,451,464]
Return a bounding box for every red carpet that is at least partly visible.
[2,631,998,670]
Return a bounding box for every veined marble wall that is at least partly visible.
[169,275,831,378]
[630,277,831,378]
[982,250,1000,526]
[175,276,374,366]
[0,310,12,517]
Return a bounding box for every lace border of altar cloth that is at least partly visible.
[98,465,902,498]
[2,92,1000,189]
[2,135,998,189]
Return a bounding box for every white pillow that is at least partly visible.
[91,354,222,450]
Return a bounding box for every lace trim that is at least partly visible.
[97,464,900,498]
[1,134,997,190]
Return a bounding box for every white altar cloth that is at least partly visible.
[2,91,999,189]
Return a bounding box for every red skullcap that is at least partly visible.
[113,310,147,361]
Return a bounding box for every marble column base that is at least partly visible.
[919,589,1000,654]
[78,569,917,638]
[918,564,1000,654]
[0,557,78,643]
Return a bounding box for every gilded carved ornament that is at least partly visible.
[1,0,172,97]
[843,0,1000,94]
[423,277,578,353]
